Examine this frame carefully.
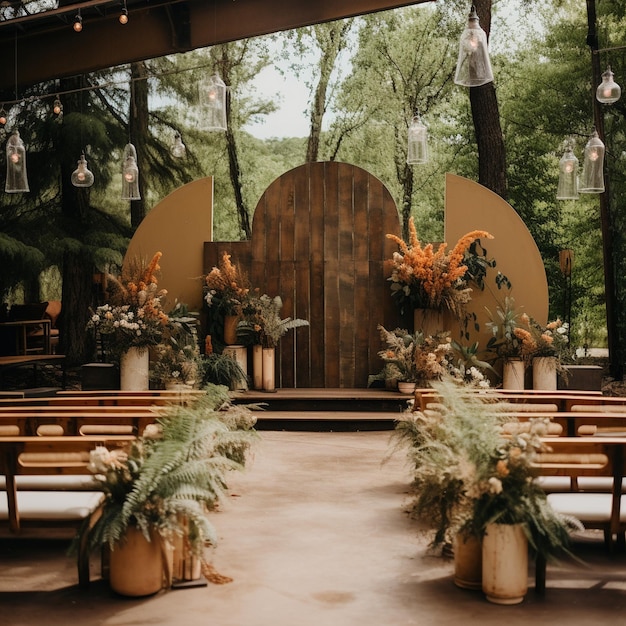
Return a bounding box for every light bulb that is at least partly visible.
[73,14,82,32]
[124,171,135,183]
[119,9,128,24]
[53,100,62,115]
[10,152,20,164]
[0,114,6,126]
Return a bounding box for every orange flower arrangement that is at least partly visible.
[87,252,169,357]
[386,218,492,316]
[204,252,250,315]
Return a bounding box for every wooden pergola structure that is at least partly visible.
[0,0,432,93]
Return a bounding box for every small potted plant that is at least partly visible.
[204,252,250,346]
[151,303,201,389]
[241,294,309,391]
[374,325,452,393]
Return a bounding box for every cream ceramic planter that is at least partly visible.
[120,347,150,391]
[482,523,528,605]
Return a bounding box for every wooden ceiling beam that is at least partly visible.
[0,0,431,91]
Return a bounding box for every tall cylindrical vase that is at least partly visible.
[262,347,276,392]
[414,308,444,337]
[532,356,558,390]
[223,315,239,345]
[482,523,528,605]
[252,344,263,390]
[502,358,525,390]
[120,346,150,391]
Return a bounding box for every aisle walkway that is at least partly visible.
[2,431,626,624]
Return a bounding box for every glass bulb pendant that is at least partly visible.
[199,74,227,131]
[596,66,621,105]
[406,114,428,165]
[71,154,94,188]
[556,145,579,200]
[579,129,605,194]
[454,5,494,87]
[5,131,29,193]
[171,132,186,158]
[121,143,140,200]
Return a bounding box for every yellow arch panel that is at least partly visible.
[124,177,214,311]
[444,173,549,344]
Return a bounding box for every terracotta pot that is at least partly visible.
[482,523,528,605]
[397,381,416,394]
[109,525,165,596]
[454,532,482,590]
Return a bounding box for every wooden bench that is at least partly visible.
[0,408,161,437]
[532,437,626,594]
[0,435,136,588]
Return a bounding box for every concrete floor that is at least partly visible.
[1,430,626,625]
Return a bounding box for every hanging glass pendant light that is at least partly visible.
[406,113,428,165]
[556,144,579,200]
[454,5,494,87]
[0,107,6,126]
[71,154,94,188]
[579,129,605,194]
[121,143,140,200]
[171,132,186,158]
[199,74,227,131]
[596,66,621,105]
[5,131,29,193]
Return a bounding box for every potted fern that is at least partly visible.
[389,377,579,601]
[73,385,257,596]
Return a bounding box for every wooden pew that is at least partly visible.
[0,435,135,588]
[0,408,161,437]
[532,437,626,594]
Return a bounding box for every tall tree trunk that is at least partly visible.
[58,77,97,364]
[469,0,507,200]
[306,22,352,163]
[220,46,252,239]
[129,62,148,229]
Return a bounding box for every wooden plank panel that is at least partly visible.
[323,163,341,386]
[308,164,326,387]
[337,163,356,387]
[294,163,312,387]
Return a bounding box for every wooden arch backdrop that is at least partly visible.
[204,161,406,388]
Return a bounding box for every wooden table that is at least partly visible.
[0,319,51,355]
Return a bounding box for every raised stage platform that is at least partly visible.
[232,388,412,431]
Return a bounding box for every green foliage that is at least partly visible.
[389,377,579,559]
[73,384,258,555]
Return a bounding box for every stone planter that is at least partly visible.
[532,356,558,390]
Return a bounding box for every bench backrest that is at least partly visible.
[0,435,134,532]
[533,437,626,534]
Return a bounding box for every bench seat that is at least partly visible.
[0,475,99,490]
[547,492,626,524]
[0,490,103,522]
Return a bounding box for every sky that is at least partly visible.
[241,1,532,140]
